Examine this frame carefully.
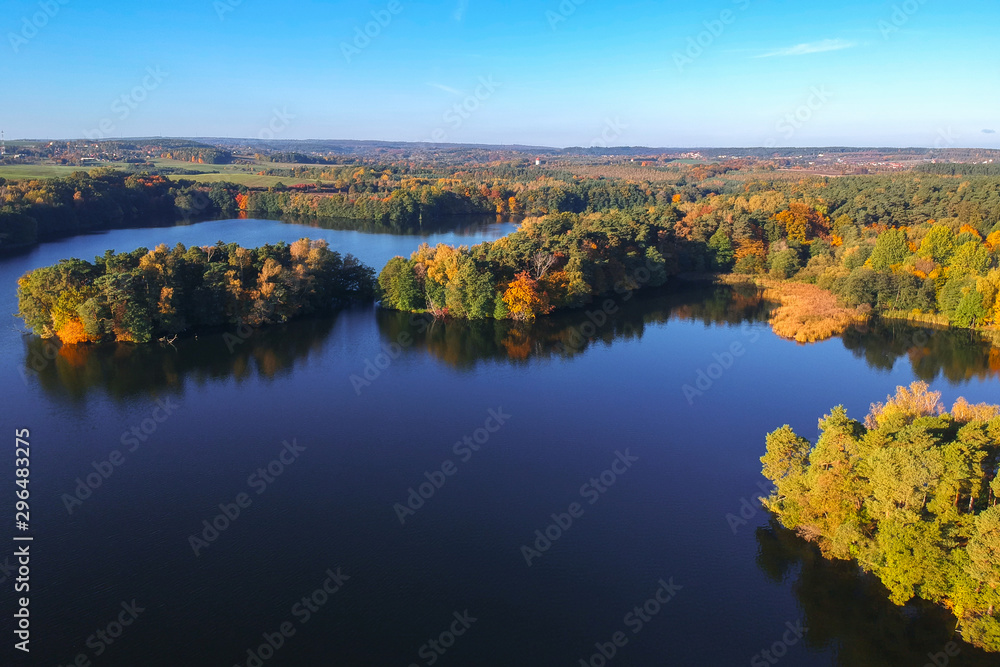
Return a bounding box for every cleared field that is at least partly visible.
[0,164,111,179]
[147,158,238,173]
[163,172,326,187]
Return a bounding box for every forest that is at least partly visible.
[376,170,1000,333]
[16,239,374,344]
[760,383,1000,652]
[377,209,674,321]
[10,162,1000,333]
[0,164,684,246]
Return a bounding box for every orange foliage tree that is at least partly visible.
[772,202,829,244]
[55,318,91,345]
[502,272,551,322]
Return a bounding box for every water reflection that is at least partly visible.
[21,315,337,403]
[755,520,995,666]
[24,283,1000,402]
[841,319,1000,385]
[376,282,772,369]
[277,213,512,236]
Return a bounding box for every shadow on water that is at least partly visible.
[23,282,1000,402]
[276,212,512,236]
[21,314,338,403]
[376,281,773,369]
[841,318,1000,385]
[19,282,770,401]
[756,520,996,666]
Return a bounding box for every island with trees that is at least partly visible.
[760,383,1000,652]
[16,239,374,344]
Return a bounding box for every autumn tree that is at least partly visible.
[502,271,551,322]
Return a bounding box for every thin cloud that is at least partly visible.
[983,129,997,134]
[454,0,468,21]
[756,39,856,58]
[428,83,464,96]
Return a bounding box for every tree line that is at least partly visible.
[761,383,1000,652]
[372,169,1000,329]
[377,209,677,321]
[17,239,374,344]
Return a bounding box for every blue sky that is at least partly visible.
[2,0,998,147]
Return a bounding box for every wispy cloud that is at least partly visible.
[428,82,464,96]
[454,0,469,22]
[756,39,856,58]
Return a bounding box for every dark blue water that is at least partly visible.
[2,219,998,666]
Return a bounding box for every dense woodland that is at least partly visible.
[10,163,1000,331]
[761,383,1000,652]
[375,170,1000,331]
[16,239,373,344]
[377,210,673,321]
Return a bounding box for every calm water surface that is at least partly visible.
[2,218,999,666]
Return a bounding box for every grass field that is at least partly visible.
[0,164,111,179]
[163,172,325,187]
[0,159,329,188]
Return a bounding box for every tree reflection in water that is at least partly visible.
[756,520,996,666]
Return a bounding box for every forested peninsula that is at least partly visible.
[761,383,1000,652]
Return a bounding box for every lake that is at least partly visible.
[3,217,999,666]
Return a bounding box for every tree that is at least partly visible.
[918,225,955,264]
[953,288,987,328]
[761,387,1000,652]
[502,271,551,322]
[378,257,424,311]
[17,240,376,344]
[708,227,734,270]
[768,248,801,279]
[868,228,909,271]
[950,241,991,278]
